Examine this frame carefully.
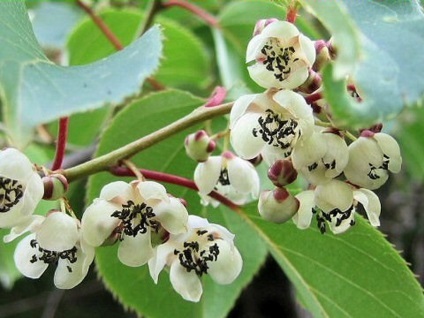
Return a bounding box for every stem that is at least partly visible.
[63,102,233,182]
[76,0,124,51]
[51,117,69,171]
[286,1,299,24]
[139,0,164,35]
[111,166,240,210]
[162,0,220,28]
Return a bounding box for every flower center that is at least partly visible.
[260,38,300,82]
[112,200,159,238]
[367,154,390,180]
[218,168,230,186]
[174,229,220,276]
[252,109,300,156]
[0,176,24,213]
[313,206,355,234]
[29,239,77,273]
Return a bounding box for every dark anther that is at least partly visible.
[28,239,78,272]
[0,177,24,213]
[112,200,157,238]
[218,168,231,186]
[175,241,220,277]
[252,109,299,156]
[260,39,297,82]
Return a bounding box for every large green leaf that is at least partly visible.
[86,89,267,317]
[68,9,211,92]
[0,0,162,147]
[239,203,424,317]
[304,0,424,128]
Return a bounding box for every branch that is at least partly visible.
[162,0,220,28]
[63,102,233,182]
[111,166,240,210]
[51,117,69,171]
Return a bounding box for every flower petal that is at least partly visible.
[118,231,154,267]
[0,148,36,181]
[208,241,243,285]
[14,233,48,279]
[230,112,265,159]
[81,199,120,247]
[353,188,381,226]
[293,190,314,229]
[153,197,188,234]
[36,212,79,251]
[194,156,222,194]
[99,181,133,202]
[374,133,402,173]
[227,157,260,196]
[169,261,202,302]
[315,180,353,213]
[136,180,168,202]
[148,242,175,284]
[230,94,258,127]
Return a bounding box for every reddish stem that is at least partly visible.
[76,0,124,51]
[162,0,220,28]
[110,166,240,210]
[52,117,70,171]
[286,4,298,24]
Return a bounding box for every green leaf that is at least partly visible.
[240,203,424,317]
[86,89,267,317]
[304,0,424,128]
[0,0,162,147]
[67,9,211,92]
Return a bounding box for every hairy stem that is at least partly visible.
[63,102,233,182]
[51,117,69,171]
[111,166,240,210]
[76,0,124,50]
[162,0,220,28]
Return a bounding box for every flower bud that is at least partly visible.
[42,174,69,200]
[258,187,299,223]
[184,130,216,162]
[268,159,298,187]
[252,18,279,36]
[248,154,263,167]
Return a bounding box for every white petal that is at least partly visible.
[300,34,316,65]
[0,148,35,181]
[0,202,30,228]
[148,242,175,283]
[227,157,259,195]
[281,64,310,90]
[99,180,133,201]
[187,215,210,229]
[230,112,265,159]
[36,212,79,251]
[293,190,315,229]
[374,133,402,173]
[14,234,48,279]
[153,197,188,234]
[248,63,287,89]
[260,20,299,39]
[137,180,168,201]
[292,131,326,170]
[230,94,258,127]
[3,215,45,243]
[315,180,353,213]
[81,199,120,247]
[353,188,381,226]
[54,244,91,289]
[208,241,243,284]
[272,89,313,123]
[194,156,222,194]
[169,261,202,302]
[18,173,44,216]
[118,232,154,267]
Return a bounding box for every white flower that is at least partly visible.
[81,180,188,267]
[194,151,260,206]
[293,180,381,234]
[246,20,316,89]
[230,89,314,164]
[148,215,243,302]
[0,148,44,228]
[13,212,94,289]
[292,129,349,185]
[344,132,402,190]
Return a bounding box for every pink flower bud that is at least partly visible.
[184,130,216,162]
[42,174,69,200]
[268,159,298,187]
[258,187,299,223]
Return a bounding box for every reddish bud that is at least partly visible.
[42,174,69,200]
[268,159,298,187]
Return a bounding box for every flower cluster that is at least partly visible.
[228,19,402,234]
[0,149,242,301]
